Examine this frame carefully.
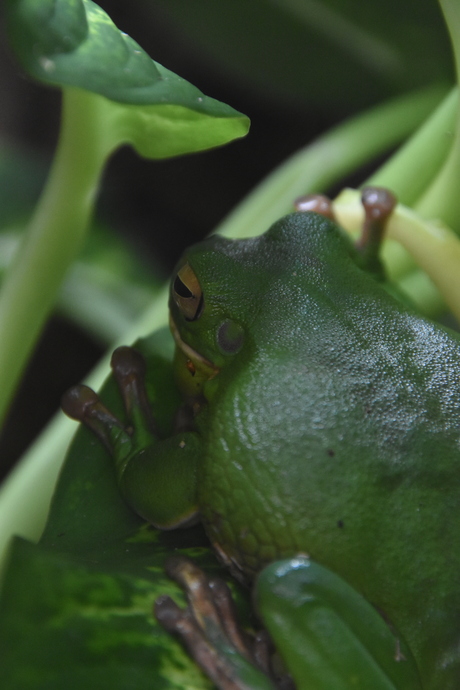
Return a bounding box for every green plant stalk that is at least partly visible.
[0,87,118,428]
[58,263,156,344]
[333,188,460,319]
[398,271,445,315]
[366,87,457,206]
[0,232,157,345]
[414,0,460,227]
[216,85,448,241]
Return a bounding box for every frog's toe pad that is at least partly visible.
[155,556,292,690]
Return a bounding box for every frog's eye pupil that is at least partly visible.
[174,275,192,299]
[172,262,204,321]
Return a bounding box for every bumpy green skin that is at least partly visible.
[121,213,460,689]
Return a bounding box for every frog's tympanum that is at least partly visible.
[62,188,460,690]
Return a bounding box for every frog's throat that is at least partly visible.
[169,313,220,379]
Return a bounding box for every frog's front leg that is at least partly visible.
[61,346,200,529]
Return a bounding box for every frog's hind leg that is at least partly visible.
[255,557,422,690]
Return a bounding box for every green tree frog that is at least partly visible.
[62,188,460,690]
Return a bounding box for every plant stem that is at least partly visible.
[414,0,460,227]
[366,88,457,206]
[0,88,116,428]
[216,85,447,241]
[333,189,460,319]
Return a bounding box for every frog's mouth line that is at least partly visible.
[169,313,220,379]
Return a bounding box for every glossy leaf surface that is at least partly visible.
[5,0,250,158]
[0,330,250,688]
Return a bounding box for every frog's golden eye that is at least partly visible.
[173,262,204,321]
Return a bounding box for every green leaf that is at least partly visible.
[0,535,219,690]
[0,330,250,688]
[6,0,161,101]
[97,90,249,159]
[5,0,249,120]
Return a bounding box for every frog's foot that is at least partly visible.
[155,556,294,690]
[62,346,199,528]
[295,186,397,275]
[61,382,126,450]
[61,346,155,459]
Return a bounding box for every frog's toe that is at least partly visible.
[61,383,126,451]
[111,346,156,433]
[294,193,335,220]
[155,556,291,690]
[61,383,100,421]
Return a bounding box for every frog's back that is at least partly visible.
[197,213,460,688]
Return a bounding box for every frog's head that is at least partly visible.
[169,211,358,401]
[169,233,252,400]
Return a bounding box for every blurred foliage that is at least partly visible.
[153,0,453,111]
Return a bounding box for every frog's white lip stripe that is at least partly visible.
[169,313,219,375]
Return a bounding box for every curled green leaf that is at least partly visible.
[5,0,248,122]
[6,0,163,102]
